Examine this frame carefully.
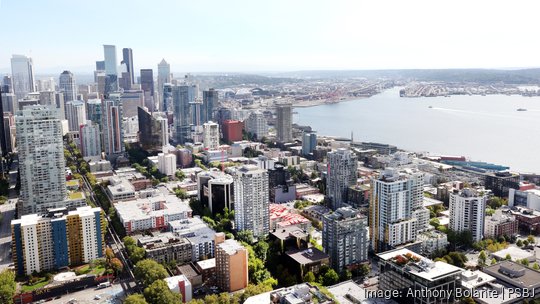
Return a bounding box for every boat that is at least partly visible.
[517,108,527,111]
[428,106,433,109]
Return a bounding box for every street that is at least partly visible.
[47,283,124,304]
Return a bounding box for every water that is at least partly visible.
[294,87,540,173]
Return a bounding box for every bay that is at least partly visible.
[294,87,540,174]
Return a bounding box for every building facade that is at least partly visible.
[203,121,220,150]
[58,70,77,102]
[65,100,86,132]
[276,102,292,142]
[323,206,368,271]
[16,106,67,215]
[244,111,268,139]
[222,120,243,143]
[202,89,217,124]
[449,188,487,242]
[233,165,270,238]
[215,238,248,292]
[102,97,124,157]
[11,206,106,275]
[327,148,358,210]
[11,54,35,100]
[79,122,101,158]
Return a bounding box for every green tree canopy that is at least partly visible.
[143,280,181,304]
[134,259,169,287]
[125,294,148,304]
[0,270,16,304]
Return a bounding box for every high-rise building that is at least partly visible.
[95,60,105,71]
[326,148,358,210]
[370,168,425,253]
[323,206,368,271]
[222,120,243,143]
[276,102,292,143]
[158,152,176,176]
[140,69,155,111]
[302,132,317,156]
[121,48,134,89]
[55,92,65,120]
[172,85,196,144]
[11,206,106,276]
[2,112,15,154]
[449,188,487,242]
[11,54,35,100]
[484,172,520,198]
[65,100,86,132]
[16,106,67,215]
[137,107,168,151]
[215,237,248,292]
[203,121,220,150]
[202,88,217,123]
[58,71,77,102]
[2,75,13,93]
[162,83,173,112]
[79,121,102,158]
[157,59,171,110]
[86,99,102,125]
[244,111,268,139]
[103,45,118,76]
[102,97,124,156]
[197,170,234,215]
[233,165,270,238]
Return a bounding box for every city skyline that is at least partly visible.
[2,0,540,73]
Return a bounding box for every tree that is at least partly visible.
[478,250,487,266]
[110,258,124,275]
[517,239,523,247]
[524,240,530,247]
[358,264,370,278]
[175,170,186,181]
[143,280,181,304]
[0,269,16,304]
[130,246,147,264]
[134,259,169,287]
[340,269,352,281]
[528,235,536,245]
[321,269,339,286]
[429,218,440,228]
[237,230,254,244]
[123,236,137,248]
[105,247,115,261]
[303,271,316,283]
[505,254,512,261]
[533,263,540,270]
[521,259,530,266]
[491,258,497,265]
[125,294,148,304]
[253,240,269,262]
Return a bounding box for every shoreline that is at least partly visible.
[291,95,370,108]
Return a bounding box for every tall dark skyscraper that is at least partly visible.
[172,84,196,144]
[95,61,105,71]
[122,48,134,89]
[202,88,218,123]
[140,69,154,111]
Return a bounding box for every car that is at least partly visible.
[94,295,101,300]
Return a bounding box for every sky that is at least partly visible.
[1,0,540,74]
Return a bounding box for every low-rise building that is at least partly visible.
[482,261,540,299]
[106,177,136,203]
[164,275,192,303]
[169,217,216,261]
[484,209,518,239]
[244,282,334,304]
[377,248,463,304]
[509,188,540,211]
[490,247,535,263]
[417,230,448,255]
[286,248,330,280]
[136,232,192,264]
[115,193,192,234]
[270,204,311,231]
[215,238,248,292]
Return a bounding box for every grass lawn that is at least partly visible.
[75,264,106,276]
[91,265,106,276]
[20,277,49,293]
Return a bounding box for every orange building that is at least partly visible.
[222,120,243,143]
[215,236,248,292]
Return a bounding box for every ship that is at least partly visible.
[516,108,527,111]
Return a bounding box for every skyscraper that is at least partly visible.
[233,165,270,238]
[102,97,124,156]
[203,121,220,150]
[302,132,317,157]
[449,188,487,242]
[157,59,171,110]
[138,106,168,151]
[58,70,77,102]
[323,206,368,271]
[202,88,218,123]
[326,148,358,210]
[79,121,102,158]
[16,106,67,215]
[244,111,268,139]
[65,100,86,132]
[11,54,35,100]
[122,48,134,89]
[276,102,293,143]
[370,168,424,253]
[172,85,196,144]
[140,69,155,111]
[103,45,118,76]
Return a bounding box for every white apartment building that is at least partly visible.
[326,148,358,210]
[16,106,67,215]
[233,165,270,238]
[244,111,268,139]
[203,121,220,150]
[370,168,425,253]
[158,152,177,176]
[449,188,487,242]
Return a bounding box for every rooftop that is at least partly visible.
[483,260,540,289]
[196,258,215,270]
[327,280,398,304]
[217,239,246,255]
[271,226,308,241]
[286,247,329,265]
[459,270,496,289]
[378,248,463,282]
[114,193,191,222]
[491,247,534,262]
